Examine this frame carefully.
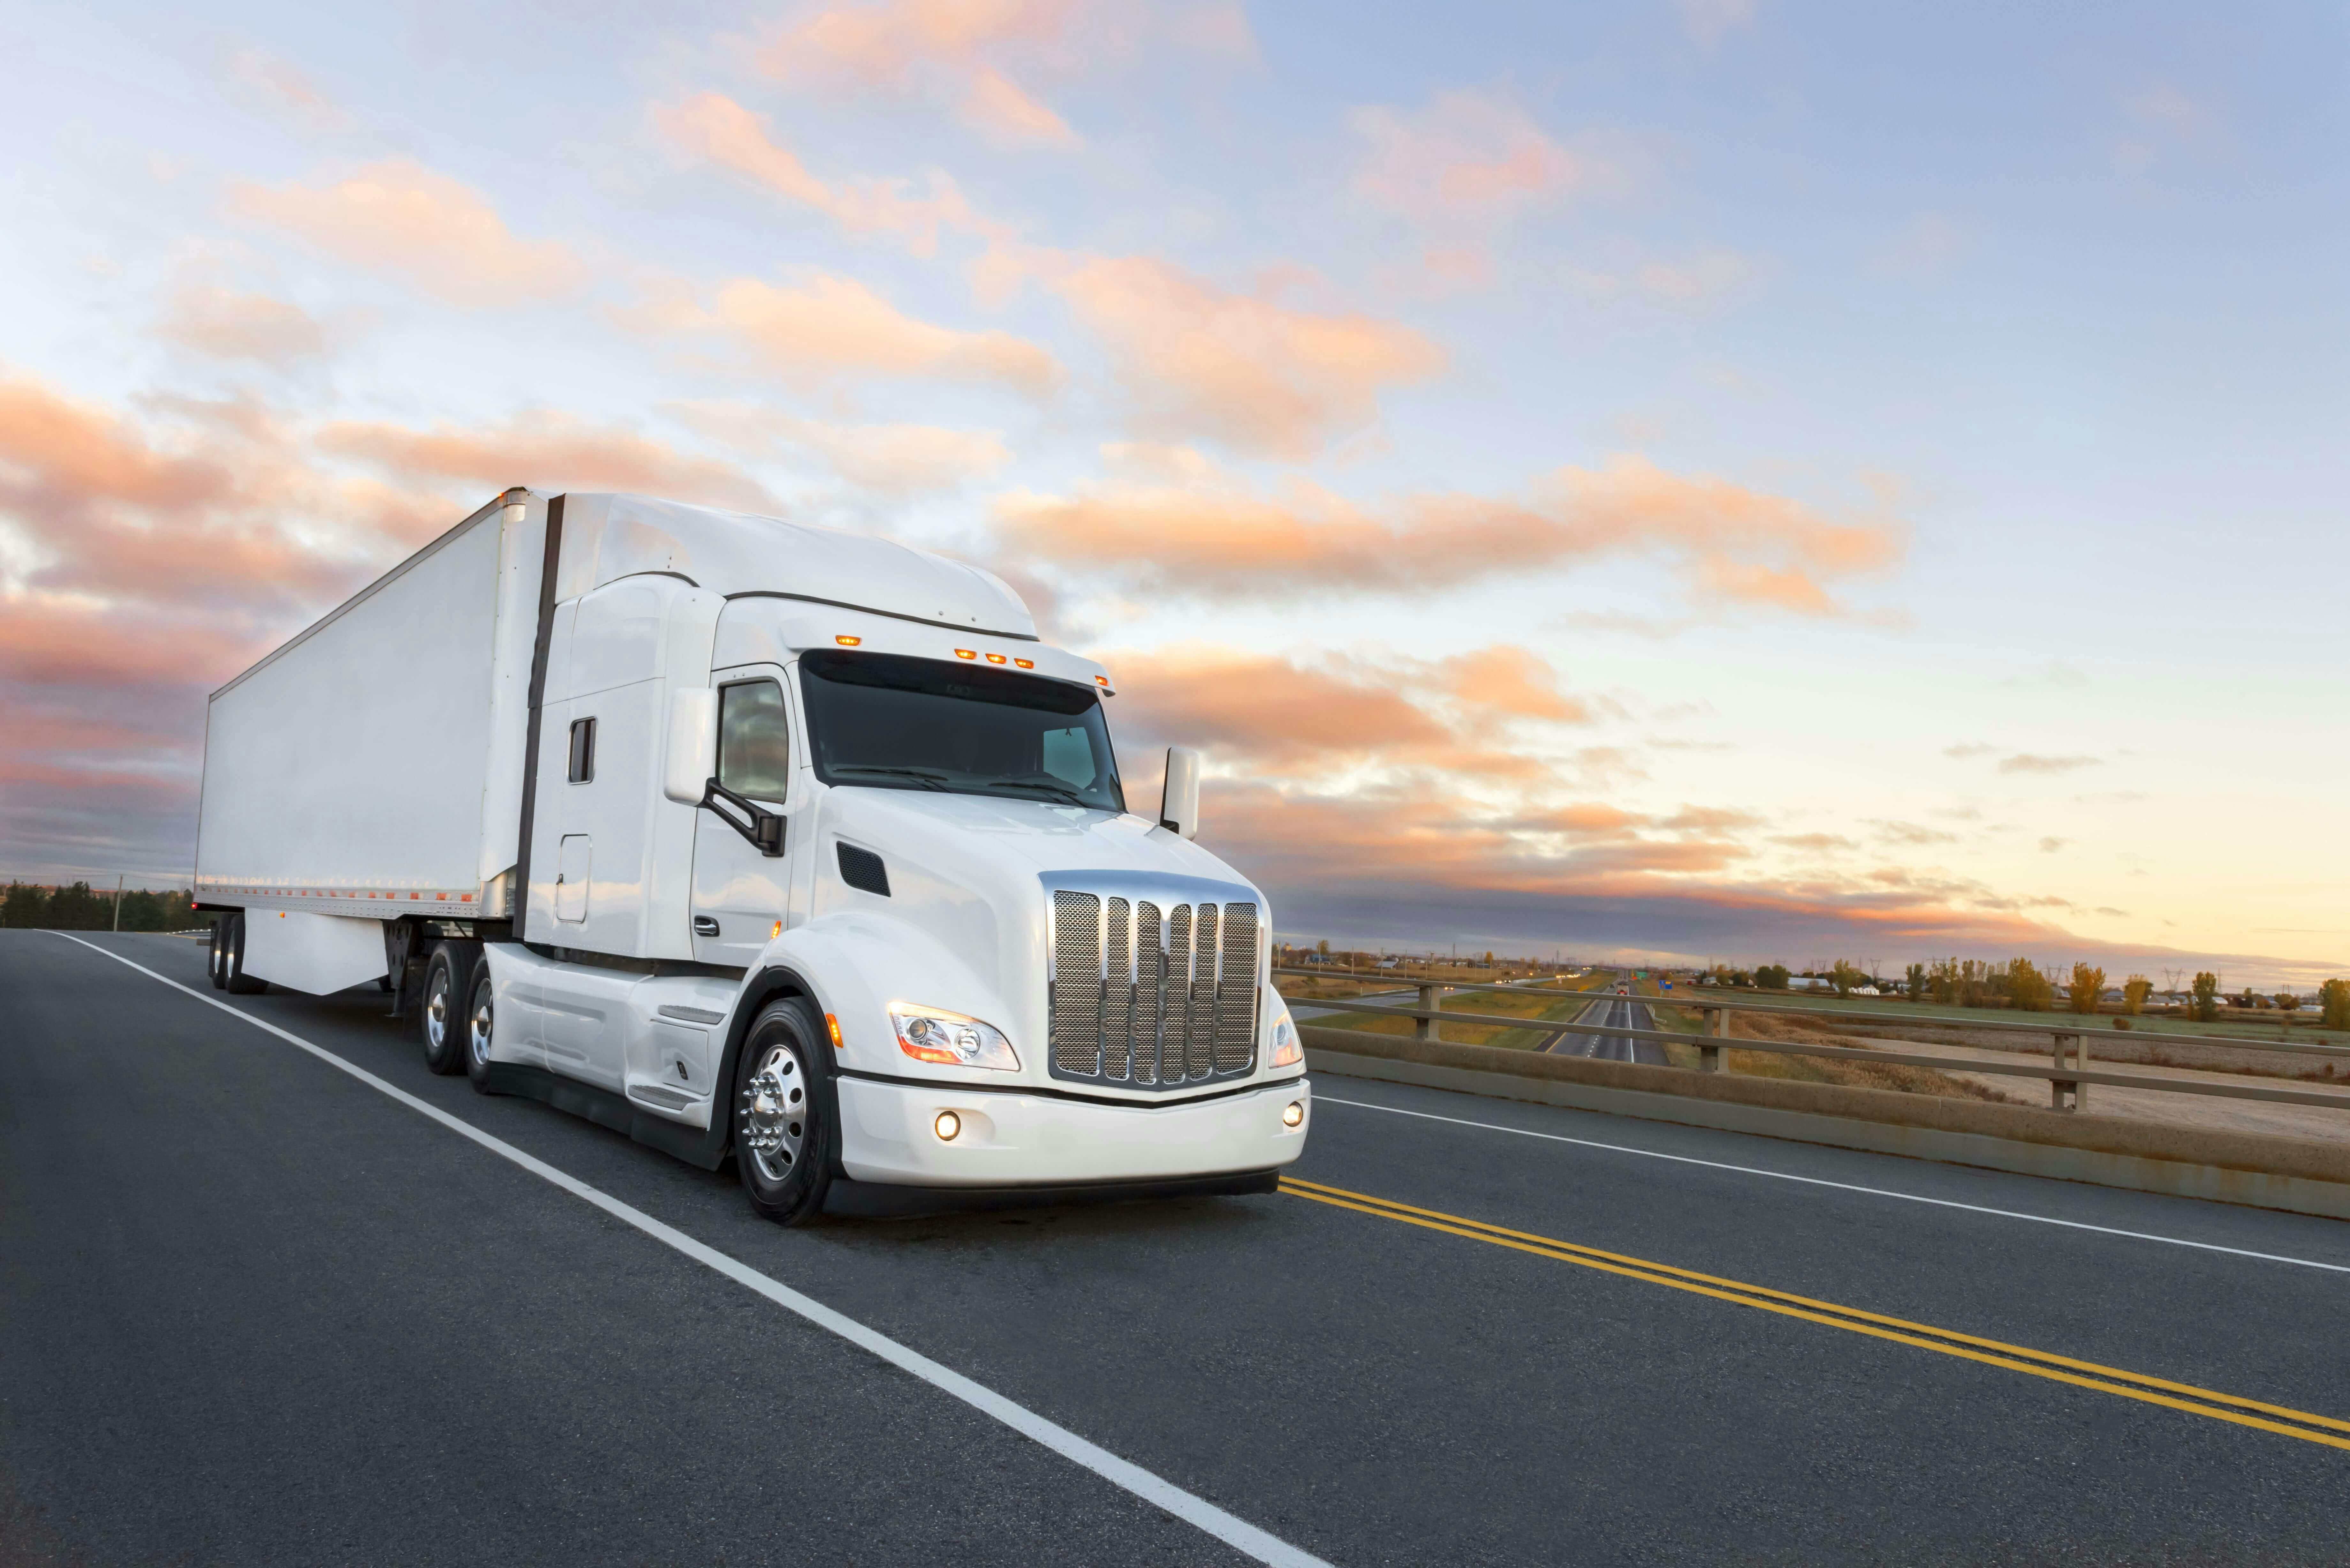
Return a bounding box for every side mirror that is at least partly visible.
[663,688,718,805]
[1159,745,1201,841]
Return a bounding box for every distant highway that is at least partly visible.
[11,933,2350,1563]
[1548,987,1672,1065]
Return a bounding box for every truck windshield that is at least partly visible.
[798,650,1126,813]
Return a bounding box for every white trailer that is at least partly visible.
[195,490,1309,1222]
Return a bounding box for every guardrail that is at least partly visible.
[1271,969,2350,1115]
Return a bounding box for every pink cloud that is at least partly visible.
[655,92,1001,257]
[1349,90,1643,222]
[759,0,1086,147]
[159,287,334,366]
[997,448,1897,614]
[1048,256,1445,457]
[231,159,586,305]
[633,270,1059,392]
[315,414,779,514]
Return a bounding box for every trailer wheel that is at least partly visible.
[464,969,498,1092]
[420,944,471,1075]
[224,914,268,995]
[732,998,837,1226]
[208,922,229,990]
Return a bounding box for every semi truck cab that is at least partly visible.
[193,491,1309,1223]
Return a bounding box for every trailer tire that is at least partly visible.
[420,944,472,1075]
[464,969,498,1092]
[732,998,837,1226]
[224,914,268,995]
[208,922,229,990]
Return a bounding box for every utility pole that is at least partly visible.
[112,873,124,932]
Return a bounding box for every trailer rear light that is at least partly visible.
[835,635,862,646]
[954,648,977,660]
[985,652,1007,664]
[1013,658,1034,669]
[934,1110,961,1141]
[891,1005,1020,1071]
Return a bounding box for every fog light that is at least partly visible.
[1282,1101,1304,1128]
[935,1110,961,1141]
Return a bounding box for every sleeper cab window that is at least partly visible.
[719,680,790,802]
[567,716,595,783]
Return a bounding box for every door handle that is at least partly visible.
[693,916,720,937]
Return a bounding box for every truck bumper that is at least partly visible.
[833,1074,1310,1188]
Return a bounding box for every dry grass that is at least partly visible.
[1708,1010,2013,1103]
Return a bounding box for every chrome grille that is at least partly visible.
[1046,877,1262,1092]
[1050,890,1102,1076]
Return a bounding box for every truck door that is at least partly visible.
[689,666,804,968]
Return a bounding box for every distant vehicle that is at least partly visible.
[193,488,1309,1225]
[1615,985,1630,995]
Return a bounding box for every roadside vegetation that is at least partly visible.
[1,882,206,931]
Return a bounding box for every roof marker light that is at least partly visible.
[836,634,862,646]
[985,652,1008,665]
[954,648,978,660]
[1094,675,1111,688]
[1013,658,1034,669]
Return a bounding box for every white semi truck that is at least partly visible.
[193,489,1308,1223]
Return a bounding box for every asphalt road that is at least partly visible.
[1547,990,1671,1065]
[11,930,2350,1564]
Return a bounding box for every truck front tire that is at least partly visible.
[420,943,473,1075]
[732,998,838,1226]
[223,914,268,994]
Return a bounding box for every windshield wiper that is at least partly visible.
[979,778,1094,806]
[830,765,951,791]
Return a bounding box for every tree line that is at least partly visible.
[1,883,208,932]
[1717,956,2350,1030]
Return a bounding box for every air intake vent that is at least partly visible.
[837,843,890,897]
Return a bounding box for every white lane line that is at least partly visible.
[55,935,1329,1568]
[1315,1091,2350,1277]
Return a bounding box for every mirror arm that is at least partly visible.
[701,777,786,857]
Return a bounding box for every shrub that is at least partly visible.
[2069,963,2106,1016]
[2008,958,2053,1012]
[2192,972,2221,1024]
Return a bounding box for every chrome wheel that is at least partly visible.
[425,972,452,1053]
[468,987,493,1070]
[738,1040,808,1182]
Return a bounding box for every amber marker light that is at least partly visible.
[954,648,978,660]
[1013,658,1034,669]
[825,1013,843,1049]
[1094,675,1110,687]
[985,652,1008,664]
[835,634,862,646]
[771,919,783,939]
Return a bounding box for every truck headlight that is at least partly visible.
[1267,1001,1301,1068]
[891,1005,1020,1071]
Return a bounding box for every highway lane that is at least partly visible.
[11,931,2350,1564]
[1547,988,1672,1064]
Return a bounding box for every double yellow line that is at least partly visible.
[1279,1175,2350,1452]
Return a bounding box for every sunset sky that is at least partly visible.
[3,1,2342,982]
